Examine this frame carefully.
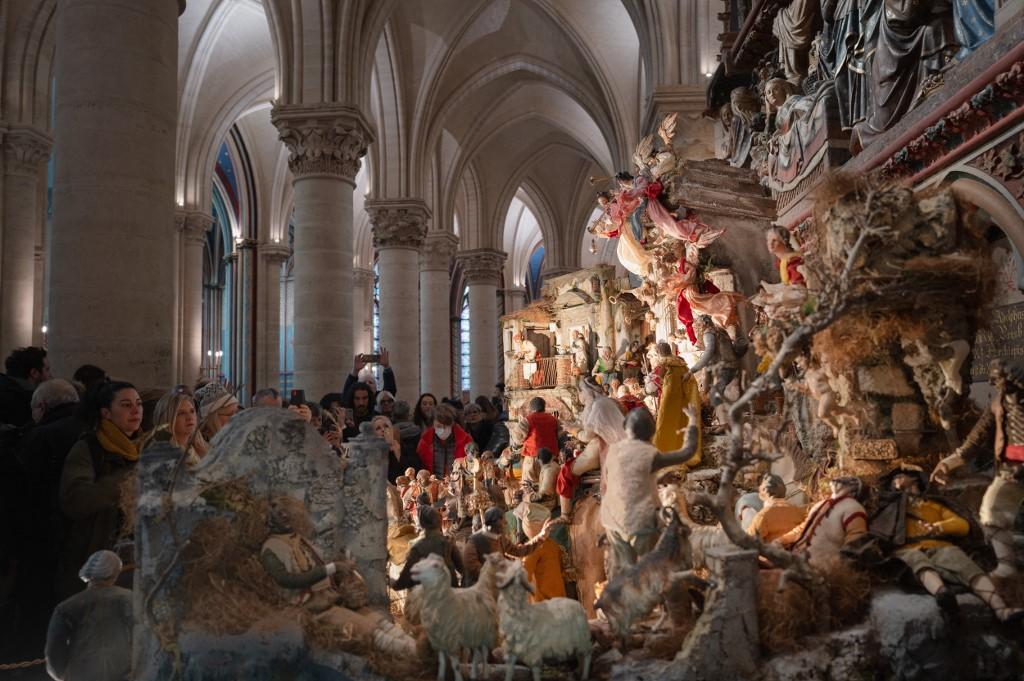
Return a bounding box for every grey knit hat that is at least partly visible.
[196,381,239,419]
[79,550,122,583]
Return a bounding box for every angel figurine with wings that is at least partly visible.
[633,113,678,182]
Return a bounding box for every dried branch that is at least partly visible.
[703,207,887,631]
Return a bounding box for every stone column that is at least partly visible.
[352,267,374,355]
[257,245,290,392]
[234,239,256,401]
[457,249,505,399]
[420,233,458,398]
[272,104,374,401]
[503,287,528,313]
[1,127,51,354]
[367,199,429,398]
[176,211,212,385]
[49,0,181,385]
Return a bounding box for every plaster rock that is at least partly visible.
[197,407,345,556]
[856,366,915,397]
[869,591,949,680]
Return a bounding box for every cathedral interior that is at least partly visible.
[2,0,1024,679]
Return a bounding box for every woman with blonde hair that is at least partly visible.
[146,388,207,466]
[373,414,418,484]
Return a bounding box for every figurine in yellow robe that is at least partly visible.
[646,342,701,469]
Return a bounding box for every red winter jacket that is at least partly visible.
[522,411,559,458]
[416,424,472,475]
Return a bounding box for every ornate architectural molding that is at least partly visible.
[882,60,1024,178]
[270,103,376,181]
[175,210,213,245]
[354,267,375,288]
[970,130,1024,208]
[726,0,788,72]
[366,198,431,250]
[2,126,52,177]
[420,232,459,271]
[457,248,506,286]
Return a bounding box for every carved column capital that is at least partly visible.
[271,103,376,182]
[354,267,375,288]
[420,232,459,271]
[2,126,52,177]
[366,198,431,250]
[457,248,506,286]
[175,210,213,245]
[261,244,292,264]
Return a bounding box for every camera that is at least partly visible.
[290,389,306,406]
[361,353,381,364]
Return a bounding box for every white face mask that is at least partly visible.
[435,425,452,441]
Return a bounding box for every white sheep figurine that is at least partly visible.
[496,560,592,681]
[411,553,497,681]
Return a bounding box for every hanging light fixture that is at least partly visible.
[589,238,597,255]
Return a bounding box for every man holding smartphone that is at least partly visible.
[340,349,397,407]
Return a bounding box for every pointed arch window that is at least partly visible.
[526,245,546,301]
[460,290,471,392]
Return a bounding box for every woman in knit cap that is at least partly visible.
[57,382,142,599]
[195,381,239,443]
[46,549,132,681]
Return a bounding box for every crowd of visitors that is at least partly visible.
[0,345,518,669]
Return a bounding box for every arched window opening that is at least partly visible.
[280,220,296,393]
[526,244,546,301]
[460,290,471,392]
[372,259,383,386]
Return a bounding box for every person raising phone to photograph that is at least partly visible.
[341,348,397,405]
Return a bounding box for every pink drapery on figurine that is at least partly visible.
[672,243,744,342]
[646,196,725,247]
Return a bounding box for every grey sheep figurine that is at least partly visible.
[496,559,592,681]
[412,553,497,681]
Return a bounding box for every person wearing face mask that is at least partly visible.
[57,382,144,599]
[416,404,472,478]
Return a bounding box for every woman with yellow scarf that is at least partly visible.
[57,381,143,599]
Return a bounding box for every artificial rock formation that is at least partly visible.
[133,409,391,679]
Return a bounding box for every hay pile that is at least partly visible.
[757,561,873,656]
[812,313,927,368]
[180,480,373,659]
[757,570,817,655]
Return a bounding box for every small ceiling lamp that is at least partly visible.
[590,238,598,254]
